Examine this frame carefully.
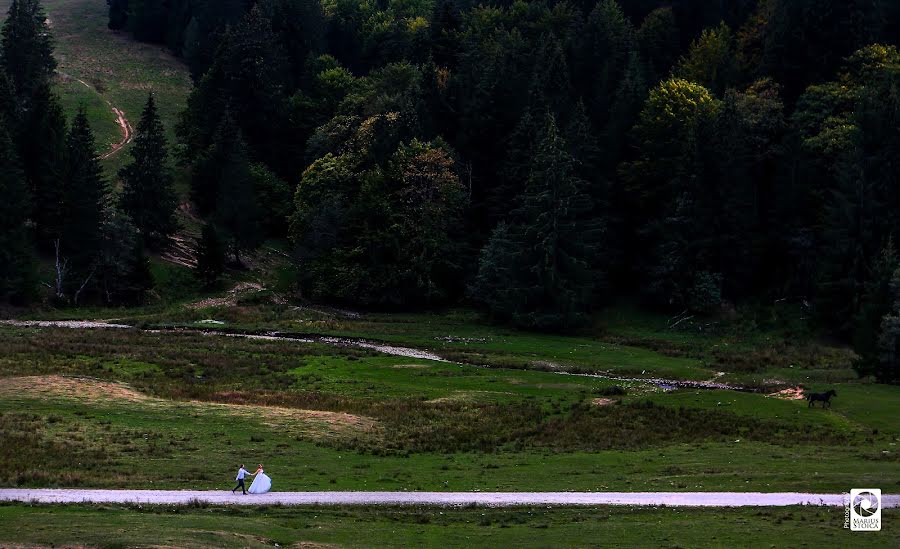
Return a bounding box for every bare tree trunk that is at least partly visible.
[54,240,68,301]
[73,267,96,306]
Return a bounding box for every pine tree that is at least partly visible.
[107,0,129,30]
[195,223,225,288]
[637,7,679,84]
[0,119,34,303]
[0,65,15,123]
[120,93,178,248]
[181,0,247,80]
[1,0,56,113]
[178,5,290,173]
[61,108,108,295]
[257,0,325,87]
[21,84,66,247]
[875,267,900,384]
[97,208,153,305]
[430,0,462,69]
[472,114,599,331]
[854,239,899,378]
[127,0,167,43]
[674,22,738,96]
[469,222,522,321]
[579,0,635,131]
[198,113,261,264]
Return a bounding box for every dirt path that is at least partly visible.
[0,489,894,507]
[58,71,134,159]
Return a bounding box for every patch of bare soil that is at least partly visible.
[186,282,267,309]
[768,386,805,400]
[175,530,278,549]
[101,106,133,159]
[425,390,512,403]
[0,376,379,441]
[591,398,616,406]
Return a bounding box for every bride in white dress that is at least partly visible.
[247,464,271,494]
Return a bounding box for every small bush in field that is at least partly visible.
[592,385,627,396]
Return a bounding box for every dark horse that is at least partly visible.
[807,389,837,408]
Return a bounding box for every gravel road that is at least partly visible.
[1,490,896,508]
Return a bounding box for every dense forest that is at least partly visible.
[1,0,899,381]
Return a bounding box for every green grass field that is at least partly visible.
[1,504,895,548]
[0,324,896,495]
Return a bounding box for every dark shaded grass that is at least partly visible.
[535,401,849,451]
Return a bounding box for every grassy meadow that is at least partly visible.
[1,504,897,548]
[0,320,896,495]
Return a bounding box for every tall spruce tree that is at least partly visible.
[98,208,153,305]
[120,93,178,248]
[876,267,900,384]
[257,0,326,87]
[674,22,739,96]
[1,0,56,113]
[579,0,635,132]
[637,7,679,84]
[21,84,66,247]
[60,108,108,296]
[195,113,262,264]
[854,239,899,379]
[127,0,167,43]
[107,0,129,30]
[196,223,225,288]
[0,119,34,303]
[471,114,599,331]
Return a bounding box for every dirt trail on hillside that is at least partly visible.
[58,71,134,159]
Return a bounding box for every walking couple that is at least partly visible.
[232,463,271,495]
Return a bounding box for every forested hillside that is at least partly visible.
[1,0,899,381]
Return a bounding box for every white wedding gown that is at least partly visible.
[248,470,271,494]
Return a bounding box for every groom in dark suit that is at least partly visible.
[232,464,251,495]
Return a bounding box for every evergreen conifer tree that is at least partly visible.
[0,119,34,303]
[107,0,129,30]
[875,267,900,383]
[472,114,599,330]
[120,93,178,248]
[21,84,66,247]
[60,108,108,294]
[127,0,167,43]
[195,113,262,264]
[98,208,153,305]
[196,223,225,288]
[1,0,56,113]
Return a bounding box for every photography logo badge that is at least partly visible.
[850,489,881,531]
